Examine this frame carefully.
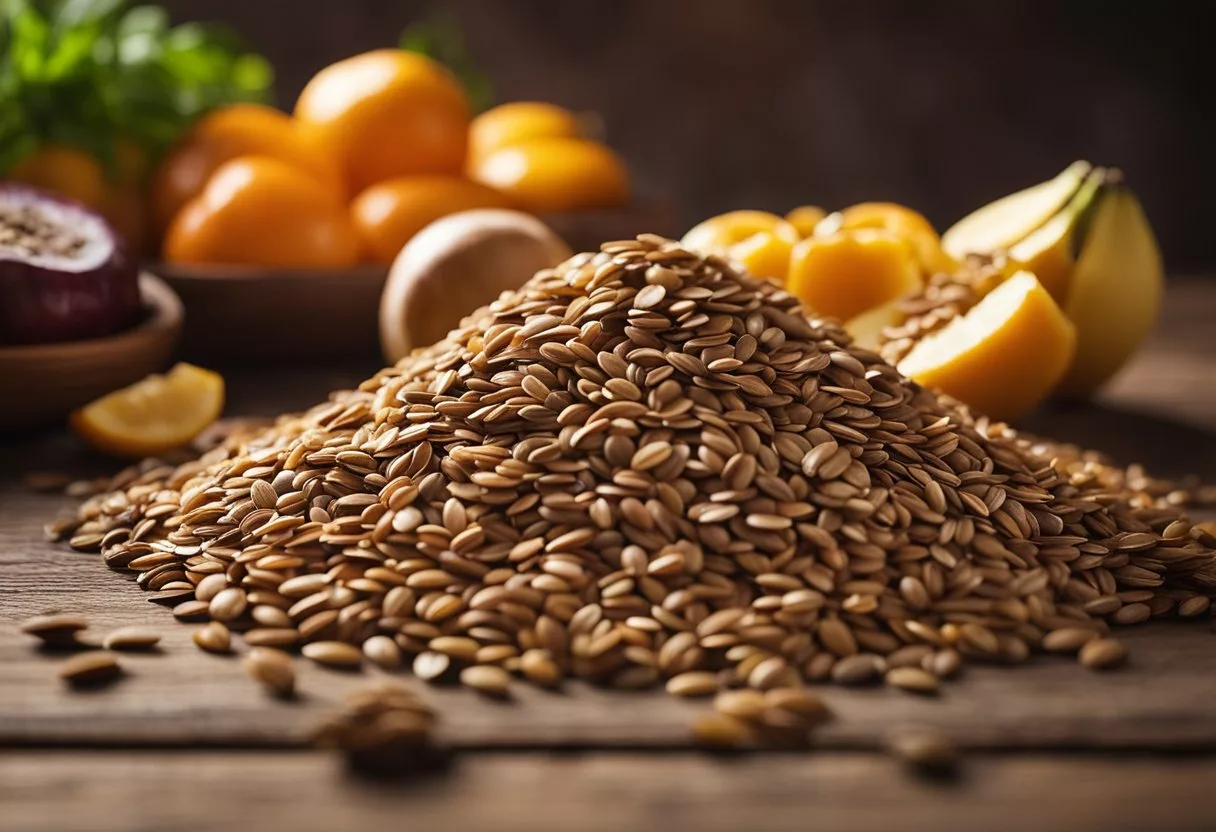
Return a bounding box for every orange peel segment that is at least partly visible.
[71,363,225,458]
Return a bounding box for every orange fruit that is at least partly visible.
[681,210,800,283]
[786,229,922,322]
[295,49,470,194]
[469,102,583,167]
[785,205,828,238]
[469,137,629,214]
[826,202,956,275]
[350,176,515,264]
[8,145,108,208]
[164,156,360,269]
[898,271,1076,422]
[71,363,225,458]
[150,103,343,235]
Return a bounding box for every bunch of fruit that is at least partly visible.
[157,54,631,269]
[682,163,1163,421]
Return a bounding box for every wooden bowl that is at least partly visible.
[154,200,677,363]
[0,273,183,431]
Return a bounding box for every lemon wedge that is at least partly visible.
[897,271,1075,422]
[71,363,225,457]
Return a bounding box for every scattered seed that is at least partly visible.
[21,614,88,646]
[1041,627,1100,653]
[363,635,403,670]
[886,666,940,694]
[831,653,885,685]
[692,712,752,749]
[666,671,720,697]
[460,665,511,696]
[886,726,959,776]
[101,626,161,650]
[59,651,121,687]
[413,651,451,683]
[1078,638,1127,670]
[303,641,363,669]
[245,647,296,697]
[192,621,232,654]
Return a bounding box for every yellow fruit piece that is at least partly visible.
[785,205,827,237]
[786,229,922,322]
[468,102,583,167]
[469,137,629,213]
[1057,185,1163,397]
[681,211,800,283]
[897,271,1076,422]
[829,202,956,276]
[71,364,225,458]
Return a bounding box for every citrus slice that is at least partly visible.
[681,210,800,283]
[71,363,225,457]
[897,271,1075,422]
[786,229,922,322]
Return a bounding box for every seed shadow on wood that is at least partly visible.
[1024,401,1216,481]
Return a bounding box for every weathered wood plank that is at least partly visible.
[2,750,1215,832]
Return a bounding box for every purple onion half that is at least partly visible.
[0,183,140,345]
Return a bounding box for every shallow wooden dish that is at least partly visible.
[0,273,183,431]
[154,200,677,363]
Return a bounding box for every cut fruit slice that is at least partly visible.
[680,210,800,283]
[897,271,1075,422]
[71,363,225,458]
[942,161,1092,261]
[845,299,903,351]
[826,202,956,275]
[786,229,922,323]
[1005,166,1107,302]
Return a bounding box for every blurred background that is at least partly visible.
[165,0,1214,271]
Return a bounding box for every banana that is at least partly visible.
[1056,177,1164,397]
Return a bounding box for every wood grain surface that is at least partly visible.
[1,280,1213,831]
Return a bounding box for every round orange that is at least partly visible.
[164,156,360,269]
[150,103,343,235]
[468,102,583,167]
[8,145,109,210]
[351,176,514,264]
[294,49,471,194]
[469,137,630,214]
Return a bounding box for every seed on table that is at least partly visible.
[59,651,122,687]
[20,613,88,646]
[102,626,161,650]
[209,588,248,623]
[303,641,363,669]
[886,726,959,775]
[429,636,480,661]
[413,651,451,683]
[886,645,933,669]
[251,605,293,628]
[194,574,229,603]
[713,689,767,721]
[244,647,295,697]
[831,653,885,685]
[147,589,195,607]
[460,665,511,696]
[1041,627,1100,653]
[1177,596,1210,618]
[666,671,720,697]
[173,600,211,622]
[762,689,832,727]
[886,666,940,694]
[924,649,962,679]
[244,628,300,648]
[692,712,752,749]
[520,649,562,687]
[363,635,403,670]
[193,622,232,654]
[1078,638,1127,670]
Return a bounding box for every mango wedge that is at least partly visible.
[898,271,1075,422]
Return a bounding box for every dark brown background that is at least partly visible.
[167,0,1214,269]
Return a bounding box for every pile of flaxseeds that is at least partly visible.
[61,234,1216,746]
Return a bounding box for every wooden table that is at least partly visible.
[2,281,1214,832]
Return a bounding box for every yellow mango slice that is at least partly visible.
[681,210,800,283]
[786,229,922,322]
[897,271,1075,422]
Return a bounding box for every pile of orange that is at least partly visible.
[153,49,631,269]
